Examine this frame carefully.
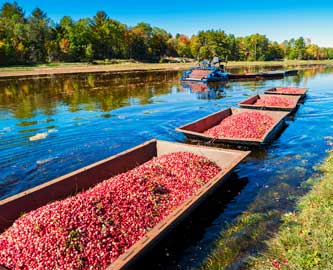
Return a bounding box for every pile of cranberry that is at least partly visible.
[0,152,221,270]
[204,111,275,139]
[274,87,304,94]
[254,96,294,108]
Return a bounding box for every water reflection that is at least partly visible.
[0,71,180,119]
[0,67,326,121]
[0,66,332,269]
[0,66,329,200]
[181,81,227,100]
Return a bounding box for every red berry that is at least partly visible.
[254,96,294,108]
[0,152,221,270]
[274,87,304,94]
[204,111,275,139]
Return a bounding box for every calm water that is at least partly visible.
[0,66,332,269]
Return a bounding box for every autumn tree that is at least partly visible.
[1,2,333,65]
[0,1,28,64]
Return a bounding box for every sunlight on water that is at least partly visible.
[0,66,333,269]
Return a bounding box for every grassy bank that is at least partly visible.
[201,146,333,270]
[0,60,333,78]
[0,62,193,78]
[249,149,333,270]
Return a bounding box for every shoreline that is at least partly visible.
[0,60,332,79]
[250,148,333,270]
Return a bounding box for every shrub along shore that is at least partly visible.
[0,60,332,78]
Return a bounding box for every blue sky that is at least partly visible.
[2,0,333,46]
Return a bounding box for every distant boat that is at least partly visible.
[182,58,298,82]
[229,69,298,80]
[228,72,264,80]
[181,57,229,82]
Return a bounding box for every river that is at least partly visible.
[0,66,332,269]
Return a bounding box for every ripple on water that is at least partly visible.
[0,68,333,269]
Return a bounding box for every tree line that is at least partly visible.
[1,1,333,66]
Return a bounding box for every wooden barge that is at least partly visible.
[0,140,249,270]
[176,108,289,146]
[264,87,308,99]
[284,69,298,76]
[229,71,283,80]
[181,67,229,82]
[181,58,229,82]
[228,72,263,80]
[229,69,298,80]
[261,70,285,78]
[238,94,301,113]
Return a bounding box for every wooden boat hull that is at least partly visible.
[238,94,301,113]
[261,71,285,78]
[284,69,298,76]
[176,108,289,146]
[228,73,261,80]
[182,76,228,82]
[264,87,308,99]
[229,70,298,81]
[181,67,228,82]
[0,140,250,270]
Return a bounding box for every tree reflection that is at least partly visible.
[0,71,180,119]
[0,67,328,119]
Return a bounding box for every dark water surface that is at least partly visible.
[0,66,332,269]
